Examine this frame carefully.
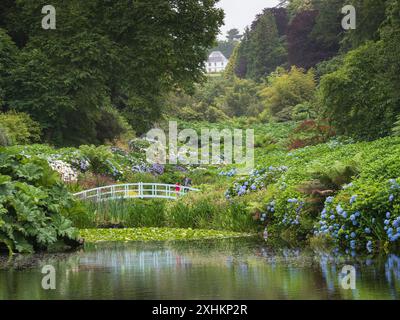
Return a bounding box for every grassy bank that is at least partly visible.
[59,122,400,253]
[67,190,260,234]
[3,120,400,253]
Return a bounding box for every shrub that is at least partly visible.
[259,66,316,121]
[0,148,79,253]
[314,178,400,252]
[0,112,41,145]
[318,40,399,140]
[226,135,400,250]
[288,120,335,150]
[0,126,10,146]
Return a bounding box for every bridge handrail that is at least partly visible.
[73,183,199,201]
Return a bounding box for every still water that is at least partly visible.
[0,238,399,300]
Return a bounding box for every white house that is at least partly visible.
[206,51,229,73]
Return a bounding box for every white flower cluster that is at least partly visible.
[48,159,78,182]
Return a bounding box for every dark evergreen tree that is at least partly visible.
[234,11,287,80]
[1,0,224,145]
[287,10,338,69]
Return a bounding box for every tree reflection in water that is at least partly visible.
[0,239,399,300]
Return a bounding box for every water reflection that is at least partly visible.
[0,238,399,300]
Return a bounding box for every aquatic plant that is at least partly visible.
[79,228,250,243]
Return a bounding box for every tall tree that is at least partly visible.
[310,0,343,54]
[1,0,224,145]
[226,28,242,42]
[287,10,337,69]
[318,0,400,140]
[342,0,389,50]
[0,29,17,108]
[235,10,287,80]
[234,28,251,78]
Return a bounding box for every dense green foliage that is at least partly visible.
[259,66,316,121]
[230,3,342,81]
[166,66,315,122]
[164,76,264,121]
[235,9,287,80]
[318,0,400,140]
[221,0,400,141]
[228,132,400,252]
[1,0,400,257]
[0,0,223,145]
[0,111,41,145]
[0,148,79,253]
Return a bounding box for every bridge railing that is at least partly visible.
[73,183,199,202]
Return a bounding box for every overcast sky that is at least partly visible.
[217,0,281,39]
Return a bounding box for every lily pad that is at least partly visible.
[79,228,252,243]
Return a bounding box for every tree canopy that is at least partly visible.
[0,0,223,145]
[233,9,287,80]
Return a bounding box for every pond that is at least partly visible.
[0,238,399,300]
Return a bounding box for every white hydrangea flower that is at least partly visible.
[48,159,78,182]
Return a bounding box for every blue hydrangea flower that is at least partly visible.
[386,212,391,219]
[350,195,357,204]
[389,194,394,202]
[351,232,356,238]
[326,196,334,203]
[330,215,335,220]
[365,228,371,234]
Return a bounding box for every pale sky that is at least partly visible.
[217,0,281,39]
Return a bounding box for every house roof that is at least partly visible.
[208,51,228,63]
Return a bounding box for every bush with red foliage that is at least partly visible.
[288,120,336,150]
[287,10,338,69]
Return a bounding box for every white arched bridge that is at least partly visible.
[73,183,199,202]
